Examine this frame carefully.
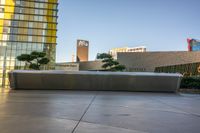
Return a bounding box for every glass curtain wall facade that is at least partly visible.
[0,0,58,87]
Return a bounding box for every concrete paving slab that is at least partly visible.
[93,93,185,113]
[0,115,77,133]
[75,122,147,133]
[82,103,200,133]
[153,96,200,116]
[0,90,200,133]
[0,100,90,121]
[2,91,95,105]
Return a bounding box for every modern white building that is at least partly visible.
[109,46,146,59]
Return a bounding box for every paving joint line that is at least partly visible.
[151,97,200,118]
[79,120,148,133]
[71,92,98,133]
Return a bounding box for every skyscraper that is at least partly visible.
[76,40,89,62]
[0,0,58,87]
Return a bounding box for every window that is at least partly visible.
[28,36,32,42]
[0,7,4,13]
[11,21,19,27]
[3,27,9,33]
[15,0,21,6]
[3,20,10,26]
[39,16,43,21]
[35,9,39,15]
[14,14,19,20]
[28,22,33,28]
[28,29,32,35]
[20,15,24,20]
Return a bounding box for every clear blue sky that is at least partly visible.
[56,0,200,62]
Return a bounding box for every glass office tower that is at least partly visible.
[0,0,58,87]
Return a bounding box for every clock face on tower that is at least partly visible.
[78,40,89,47]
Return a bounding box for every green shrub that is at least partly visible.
[97,53,126,72]
[17,51,49,70]
[181,77,200,89]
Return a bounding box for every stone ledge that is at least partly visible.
[9,70,182,92]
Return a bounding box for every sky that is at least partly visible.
[56,0,200,62]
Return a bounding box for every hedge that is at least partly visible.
[181,77,200,89]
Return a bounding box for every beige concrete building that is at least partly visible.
[79,61,103,71]
[56,61,103,71]
[55,63,79,71]
[117,51,200,72]
[56,51,200,73]
[109,46,146,59]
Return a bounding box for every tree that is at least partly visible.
[97,53,126,72]
[17,51,50,70]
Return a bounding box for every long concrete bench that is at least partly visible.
[8,70,182,92]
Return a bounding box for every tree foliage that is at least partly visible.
[17,51,49,70]
[97,53,126,72]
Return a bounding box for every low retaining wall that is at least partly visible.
[9,70,182,92]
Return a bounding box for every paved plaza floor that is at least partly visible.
[0,89,200,133]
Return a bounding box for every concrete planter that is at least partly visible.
[9,70,182,92]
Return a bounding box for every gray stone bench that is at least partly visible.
[9,70,182,92]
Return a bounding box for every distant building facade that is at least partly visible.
[188,38,200,51]
[109,46,146,59]
[155,62,200,76]
[79,61,103,71]
[117,51,200,76]
[76,40,89,62]
[56,61,103,71]
[55,63,79,71]
[58,51,200,76]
